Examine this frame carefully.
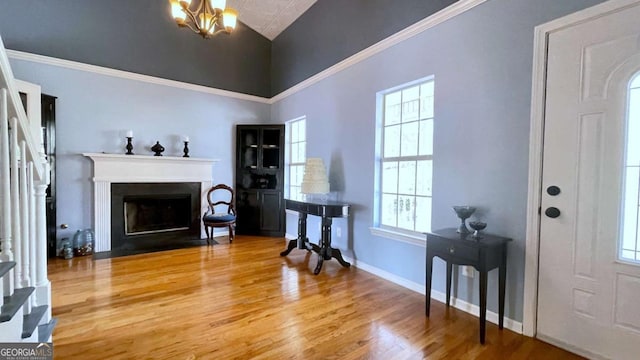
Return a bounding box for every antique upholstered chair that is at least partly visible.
[202,184,236,243]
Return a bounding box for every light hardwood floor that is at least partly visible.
[48,235,582,359]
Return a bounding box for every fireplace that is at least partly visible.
[111,183,201,252]
[84,153,219,253]
[124,197,190,236]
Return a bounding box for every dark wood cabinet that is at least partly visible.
[235,125,285,236]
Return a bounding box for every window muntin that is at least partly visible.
[620,74,640,263]
[285,117,306,201]
[378,79,434,234]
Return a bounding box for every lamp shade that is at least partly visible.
[301,158,330,194]
[210,0,226,10]
[170,0,187,22]
[223,8,238,31]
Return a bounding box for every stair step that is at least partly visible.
[0,287,35,322]
[22,305,48,339]
[38,318,57,343]
[0,261,16,278]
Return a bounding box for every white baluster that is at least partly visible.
[28,162,36,306]
[10,117,22,288]
[19,141,31,290]
[0,88,13,263]
[19,141,31,313]
[1,88,14,305]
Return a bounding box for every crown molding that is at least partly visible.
[6,0,486,105]
[6,49,271,104]
[270,0,488,103]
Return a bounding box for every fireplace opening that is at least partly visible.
[124,196,191,235]
[110,182,202,254]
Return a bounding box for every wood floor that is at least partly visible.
[48,235,581,359]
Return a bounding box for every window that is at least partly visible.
[285,116,306,201]
[620,74,640,263]
[376,78,434,238]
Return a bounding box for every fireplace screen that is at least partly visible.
[124,196,191,236]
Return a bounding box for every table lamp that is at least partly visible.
[301,158,330,198]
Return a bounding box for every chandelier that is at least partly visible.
[169,0,238,38]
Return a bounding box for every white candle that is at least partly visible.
[182,135,190,142]
[126,130,133,138]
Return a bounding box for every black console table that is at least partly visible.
[425,228,511,344]
[280,199,351,274]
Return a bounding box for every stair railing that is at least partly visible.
[0,34,50,322]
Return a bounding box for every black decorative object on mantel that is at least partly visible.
[183,141,190,158]
[125,137,134,155]
[151,141,165,156]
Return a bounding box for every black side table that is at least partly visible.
[280,199,351,274]
[425,228,511,344]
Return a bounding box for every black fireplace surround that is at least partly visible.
[110,182,202,254]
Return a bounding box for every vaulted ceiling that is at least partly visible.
[227,0,316,40]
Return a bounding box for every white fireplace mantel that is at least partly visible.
[83,153,220,252]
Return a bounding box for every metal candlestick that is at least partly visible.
[183,141,190,158]
[125,137,134,155]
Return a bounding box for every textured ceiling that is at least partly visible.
[226,0,317,40]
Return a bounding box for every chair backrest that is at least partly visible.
[206,184,234,214]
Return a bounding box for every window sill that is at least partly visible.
[369,227,426,247]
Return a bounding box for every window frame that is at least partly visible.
[285,116,306,201]
[370,76,435,246]
[619,73,640,265]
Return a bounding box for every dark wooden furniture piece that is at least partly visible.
[42,94,57,257]
[425,228,511,344]
[280,199,351,274]
[202,184,236,243]
[235,125,285,237]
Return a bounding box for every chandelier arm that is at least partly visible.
[182,10,201,31]
[211,27,229,36]
[182,22,202,35]
[206,3,220,35]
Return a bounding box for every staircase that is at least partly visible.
[0,34,55,343]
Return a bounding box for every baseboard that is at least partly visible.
[285,233,297,240]
[342,255,523,334]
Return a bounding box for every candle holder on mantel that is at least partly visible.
[183,141,190,158]
[151,141,165,156]
[125,137,134,155]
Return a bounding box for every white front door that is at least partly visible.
[537,1,640,359]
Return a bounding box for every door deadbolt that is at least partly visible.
[547,186,561,196]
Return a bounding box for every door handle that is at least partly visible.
[545,207,561,218]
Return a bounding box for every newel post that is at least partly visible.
[35,159,51,315]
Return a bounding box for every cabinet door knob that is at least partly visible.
[449,246,455,254]
[545,207,561,218]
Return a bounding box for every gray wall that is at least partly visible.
[9,58,270,241]
[271,0,457,95]
[0,0,272,97]
[270,0,606,322]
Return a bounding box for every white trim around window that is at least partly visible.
[285,116,306,201]
[372,76,435,244]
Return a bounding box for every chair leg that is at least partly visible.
[204,225,210,244]
[228,224,233,243]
